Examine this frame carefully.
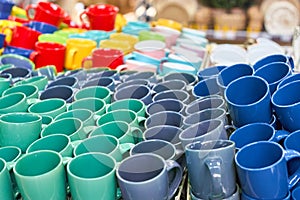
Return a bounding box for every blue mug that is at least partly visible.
[217,63,253,97]
[229,122,289,151]
[253,54,294,71]
[185,95,226,115]
[225,75,272,128]
[0,54,35,70]
[0,33,5,49]
[277,73,300,89]
[193,77,220,99]
[0,0,14,19]
[292,186,300,200]
[3,46,35,59]
[146,99,185,116]
[272,80,300,131]
[242,191,291,200]
[197,65,226,81]
[24,21,58,34]
[284,130,300,153]
[254,62,291,94]
[235,141,300,199]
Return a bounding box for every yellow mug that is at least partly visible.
[65,38,97,70]
[0,20,22,43]
[109,33,138,52]
[100,39,132,55]
[152,18,183,31]
[114,13,127,32]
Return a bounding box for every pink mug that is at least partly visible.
[26,1,65,27]
[134,40,166,59]
[82,48,124,69]
[80,4,119,31]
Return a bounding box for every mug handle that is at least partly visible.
[205,157,225,199]
[272,130,289,143]
[79,11,90,29]
[119,143,135,155]
[81,56,92,69]
[25,4,37,21]
[285,149,300,189]
[130,127,143,144]
[65,49,77,70]
[166,160,183,200]
[29,51,40,62]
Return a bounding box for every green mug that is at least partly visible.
[73,135,134,162]
[26,134,78,158]
[14,75,48,91]
[96,109,145,129]
[0,73,11,96]
[0,158,14,200]
[40,117,89,141]
[0,93,32,114]
[138,30,165,42]
[67,152,117,200]
[106,99,146,117]
[90,120,142,144]
[0,112,42,152]
[38,33,66,45]
[2,84,39,100]
[54,108,96,127]
[74,86,112,104]
[13,150,67,200]
[28,98,67,118]
[67,97,106,116]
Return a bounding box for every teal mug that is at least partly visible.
[28,98,67,118]
[0,158,14,200]
[106,99,146,118]
[0,112,42,152]
[67,97,106,116]
[73,86,112,104]
[13,150,67,200]
[54,108,96,127]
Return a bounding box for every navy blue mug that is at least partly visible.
[197,65,226,81]
[3,46,35,58]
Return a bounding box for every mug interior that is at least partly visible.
[144,125,181,145]
[272,80,300,106]
[29,99,65,113]
[118,154,164,182]
[0,146,21,162]
[42,118,82,137]
[90,121,128,139]
[27,134,69,153]
[68,153,115,179]
[180,120,222,139]
[236,142,282,169]
[15,151,61,176]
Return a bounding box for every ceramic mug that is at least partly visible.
[28,98,67,118]
[14,75,48,91]
[73,135,134,162]
[74,85,111,104]
[197,65,226,81]
[90,120,142,144]
[0,157,14,200]
[144,111,184,129]
[67,152,117,200]
[64,38,97,70]
[13,150,67,200]
[134,40,166,59]
[24,21,58,34]
[67,97,106,116]
[80,4,119,31]
[25,1,65,26]
[3,45,35,58]
[152,90,190,105]
[235,141,300,199]
[230,122,289,151]
[146,98,185,116]
[116,153,182,200]
[252,54,293,71]
[0,54,35,70]
[113,85,153,105]
[106,98,145,117]
[186,140,237,199]
[40,85,75,103]
[54,108,96,127]
[31,42,66,72]
[0,73,11,96]
[193,77,220,99]
[272,80,300,131]
[2,84,39,101]
[225,76,272,128]
[0,93,32,114]
[179,119,228,149]
[0,0,14,20]
[185,95,226,115]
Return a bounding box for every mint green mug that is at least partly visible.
[0,158,14,200]
[67,97,106,116]
[0,112,42,152]
[26,134,77,158]
[40,117,89,141]
[54,108,96,127]
[14,75,48,91]
[67,152,117,200]
[90,120,142,144]
[3,84,39,100]
[13,150,67,200]
[0,73,11,96]
[0,93,32,114]
[28,98,67,118]
[106,99,146,117]
[74,86,112,104]
[73,135,134,162]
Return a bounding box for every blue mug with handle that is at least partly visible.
[236,141,300,199]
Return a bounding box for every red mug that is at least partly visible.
[82,48,124,69]
[5,26,41,50]
[26,1,65,27]
[80,4,119,31]
[30,42,66,72]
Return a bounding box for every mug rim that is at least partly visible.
[235,141,284,171]
[185,139,235,152]
[271,80,300,108]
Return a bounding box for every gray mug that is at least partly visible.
[186,140,237,200]
[116,153,182,200]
